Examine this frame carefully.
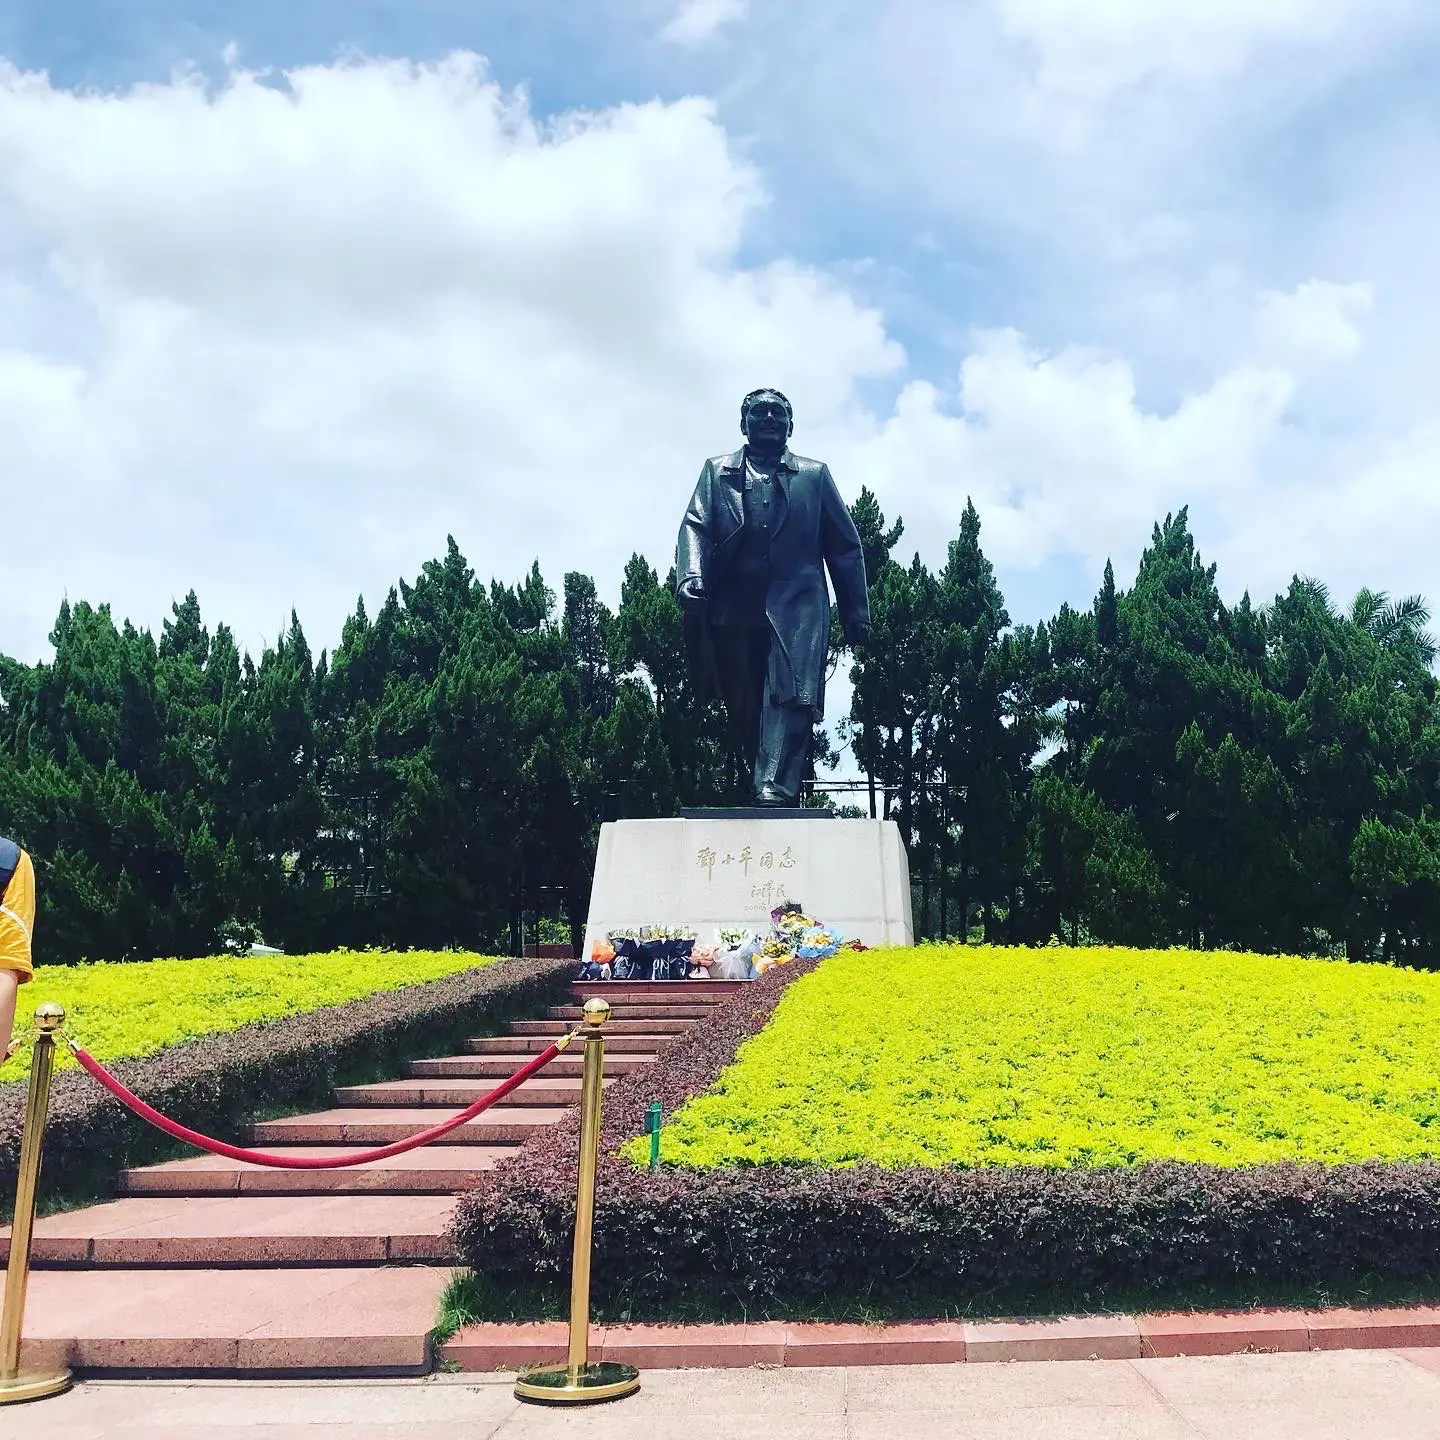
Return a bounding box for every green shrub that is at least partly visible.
[3,949,495,1081]
[639,944,1440,1169]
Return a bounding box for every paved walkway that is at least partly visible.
[8,1349,1440,1439]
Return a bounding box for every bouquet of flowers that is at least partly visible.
[605,927,646,980]
[585,904,853,982]
[638,924,697,980]
[752,929,794,974]
[796,925,843,959]
[771,902,816,936]
[703,927,753,980]
[577,936,617,980]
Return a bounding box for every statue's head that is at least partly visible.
[740,388,793,449]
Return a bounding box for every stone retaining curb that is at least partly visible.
[443,1305,1440,1370]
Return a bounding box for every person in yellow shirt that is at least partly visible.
[0,836,35,1058]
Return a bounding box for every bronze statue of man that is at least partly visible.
[676,388,870,806]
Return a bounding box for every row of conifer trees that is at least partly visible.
[2,493,1437,964]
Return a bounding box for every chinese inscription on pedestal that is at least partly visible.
[697,844,800,916]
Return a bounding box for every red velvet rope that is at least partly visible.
[70,1036,569,1169]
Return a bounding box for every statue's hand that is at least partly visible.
[844,621,871,649]
[677,575,707,611]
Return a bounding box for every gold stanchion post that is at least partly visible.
[0,1002,72,1405]
[515,996,639,1404]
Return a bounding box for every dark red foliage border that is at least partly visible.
[450,959,1440,1318]
[3,955,572,1211]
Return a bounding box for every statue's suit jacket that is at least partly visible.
[676,447,869,714]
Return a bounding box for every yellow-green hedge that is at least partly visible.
[2,950,497,1081]
[640,944,1440,1169]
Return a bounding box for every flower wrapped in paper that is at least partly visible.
[770,902,816,937]
[711,927,759,980]
[577,935,616,980]
[796,926,843,959]
[605,928,645,980]
[759,934,796,968]
[636,924,697,980]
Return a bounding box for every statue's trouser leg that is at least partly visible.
[754,697,814,805]
[710,625,769,779]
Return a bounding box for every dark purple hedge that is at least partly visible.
[2,955,572,1213]
[449,959,1440,1317]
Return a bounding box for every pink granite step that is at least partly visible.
[502,1019,691,1038]
[460,1051,658,1074]
[0,970,706,1380]
[17,1266,447,1375]
[330,1076,610,1107]
[3,1194,456,1267]
[119,1144,515,1196]
[250,1105,564,1146]
[408,1052,657,1078]
[458,1034,668,1055]
[546,1003,714,1021]
[572,980,745,999]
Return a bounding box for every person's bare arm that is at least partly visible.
[0,968,19,1059]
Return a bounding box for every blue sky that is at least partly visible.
[2,0,1438,685]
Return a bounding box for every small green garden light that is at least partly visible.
[644,1101,662,1171]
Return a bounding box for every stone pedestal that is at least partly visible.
[583,815,913,960]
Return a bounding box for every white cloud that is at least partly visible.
[734,0,1426,293]
[2,22,1439,702]
[842,326,1288,581]
[662,0,747,48]
[680,0,1440,623]
[1251,280,1373,373]
[0,54,899,662]
[834,277,1440,619]
[998,0,1372,91]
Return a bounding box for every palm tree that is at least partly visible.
[1349,587,1438,668]
[1296,577,1331,605]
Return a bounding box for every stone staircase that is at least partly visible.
[5,979,740,1376]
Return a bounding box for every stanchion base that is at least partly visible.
[0,1368,73,1405]
[514,1361,640,1405]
